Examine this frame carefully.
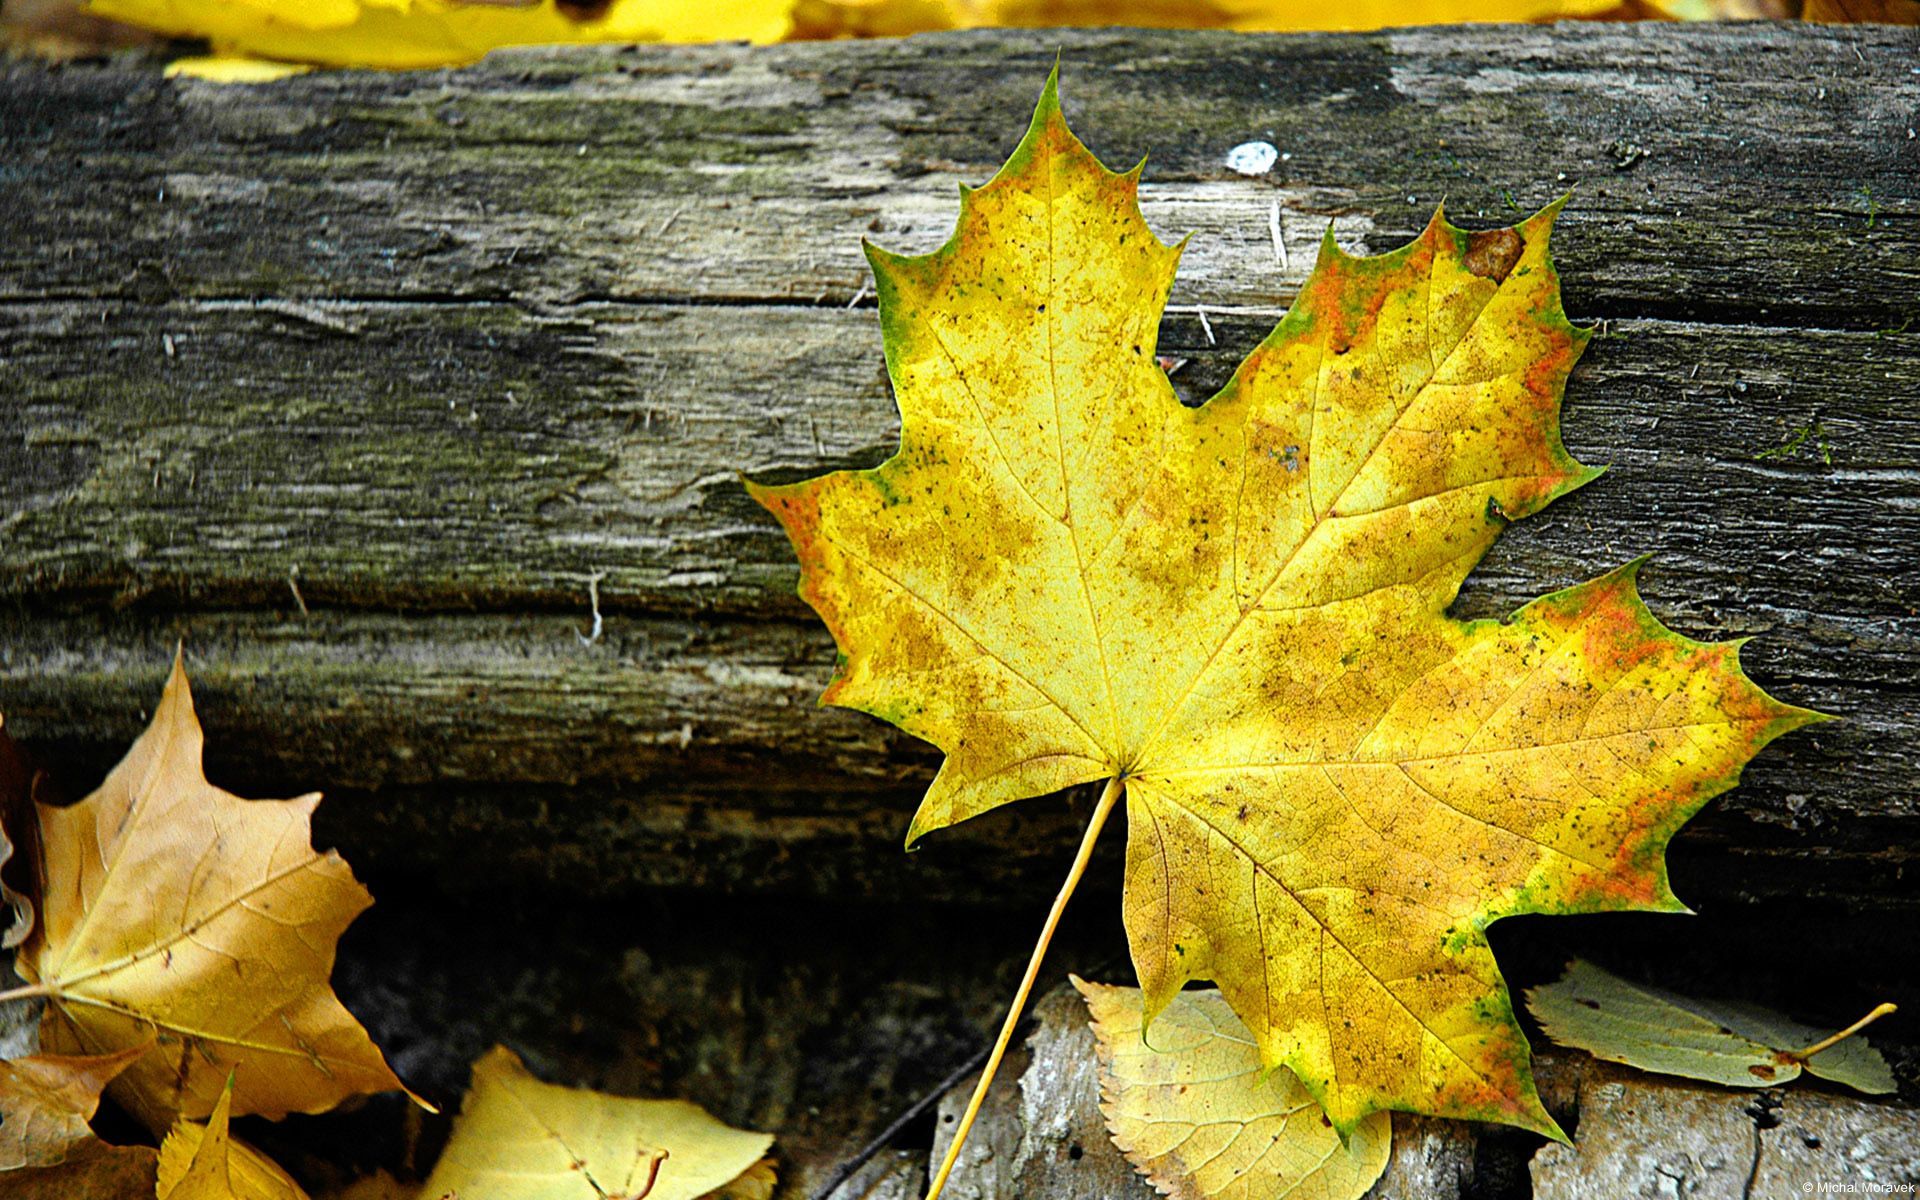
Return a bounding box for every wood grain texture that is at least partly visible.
[0,24,1915,911]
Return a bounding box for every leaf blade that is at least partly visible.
[17,655,403,1130]
[422,1045,775,1200]
[752,72,1824,1136]
[1077,977,1390,1200]
[1526,959,1895,1095]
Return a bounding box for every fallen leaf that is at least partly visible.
[750,74,1821,1136]
[50,0,1839,73]
[0,1146,159,1199]
[422,1045,774,1200]
[0,0,160,57]
[82,0,792,69]
[0,721,37,952]
[0,1045,159,1199]
[0,1043,148,1168]
[1801,0,1920,20]
[792,0,1621,37]
[319,1170,421,1200]
[1076,977,1390,1200]
[13,654,404,1131]
[1526,959,1896,1094]
[165,55,317,82]
[158,1078,312,1200]
[704,1157,777,1200]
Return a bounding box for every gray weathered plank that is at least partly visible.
[0,25,1915,911]
[1,25,1914,322]
[0,299,1916,623]
[0,304,1914,904]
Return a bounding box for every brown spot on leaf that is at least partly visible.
[1749,1064,1778,1080]
[1464,228,1524,283]
[556,0,614,20]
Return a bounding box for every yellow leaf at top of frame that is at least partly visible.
[749,72,1824,1137]
[14,653,406,1132]
[83,0,792,70]
[423,1045,775,1200]
[158,1080,311,1200]
[787,0,1620,38]
[1078,978,1390,1200]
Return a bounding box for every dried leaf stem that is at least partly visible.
[923,775,1123,1200]
[1790,1002,1898,1061]
[0,981,53,1006]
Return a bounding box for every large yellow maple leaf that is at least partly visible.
[749,75,1820,1141]
[11,657,404,1132]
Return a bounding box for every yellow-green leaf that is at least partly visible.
[1076,977,1389,1200]
[1526,959,1895,1094]
[422,1045,774,1200]
[15,655,404,1131]
[158,1079,312,1200]
[749,72,1822,1136]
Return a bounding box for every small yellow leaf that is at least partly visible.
[1077,978,1389,1200]
[164,55,315,81]
[158,1080,311,1200]
[423,1045,774,1200]
[15,654,404,1131]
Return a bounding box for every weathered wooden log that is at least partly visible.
[0,23,1915,911]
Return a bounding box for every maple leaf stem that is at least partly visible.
[924,774,1123,1200]
[0,981,53,1005]
[1789,1002,1898,1062]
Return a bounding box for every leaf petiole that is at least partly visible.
[0,981,52,1006]
[1788,1002,1897,1063]
[924,775,1124,1200]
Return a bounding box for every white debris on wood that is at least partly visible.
[1224,140,1279,176]
[575,571,605,646]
